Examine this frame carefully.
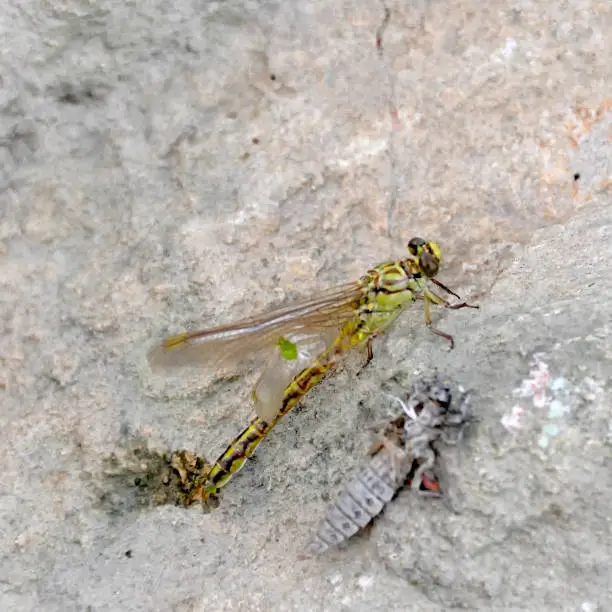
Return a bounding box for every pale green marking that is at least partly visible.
[538,423,561,448]
[542,423,560,437]
[277,336,298,361]
[547,399,570,419]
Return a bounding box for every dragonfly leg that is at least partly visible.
[430,279,480,312]
[430,278,462,300]
[366,337,374,364]
[356,336,376,376]
[423,292,455,349]
[427,284,479,312]
[446,301,480,312]
[423,289,479,349]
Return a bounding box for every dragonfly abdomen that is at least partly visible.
[206,417,269,489]
[277,361,333,418]
[205,359,336,493]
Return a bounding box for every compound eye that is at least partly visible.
[420,251,439,276]
[408,237,426,256]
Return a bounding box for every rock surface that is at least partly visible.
[1,0,610,610]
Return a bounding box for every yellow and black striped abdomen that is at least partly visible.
[205,360,335,492]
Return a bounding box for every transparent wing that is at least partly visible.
[252,331,336,421]
[147,282,363,371]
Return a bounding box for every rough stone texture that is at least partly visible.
[1,0,610,610]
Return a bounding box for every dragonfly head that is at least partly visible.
[408,237,442,278]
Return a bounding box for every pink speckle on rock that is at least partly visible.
[501,404,525,433]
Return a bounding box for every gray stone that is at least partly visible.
[1,0,610,610]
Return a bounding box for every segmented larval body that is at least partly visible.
[305,424,411,555]
[304,376,472,556]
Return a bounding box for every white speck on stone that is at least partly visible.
[329,573,343,586]
[491,38,517,63]
[550,377,567,392]
[501,405,524,433]
[333,137,388,169]
[581,377,603,401]
[538,434,549,449]
[532,390,549,409]
[357,574,374,590]
[516,379,535,397]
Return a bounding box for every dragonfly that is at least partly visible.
[303,374,474,556]
[147,238,478,499]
